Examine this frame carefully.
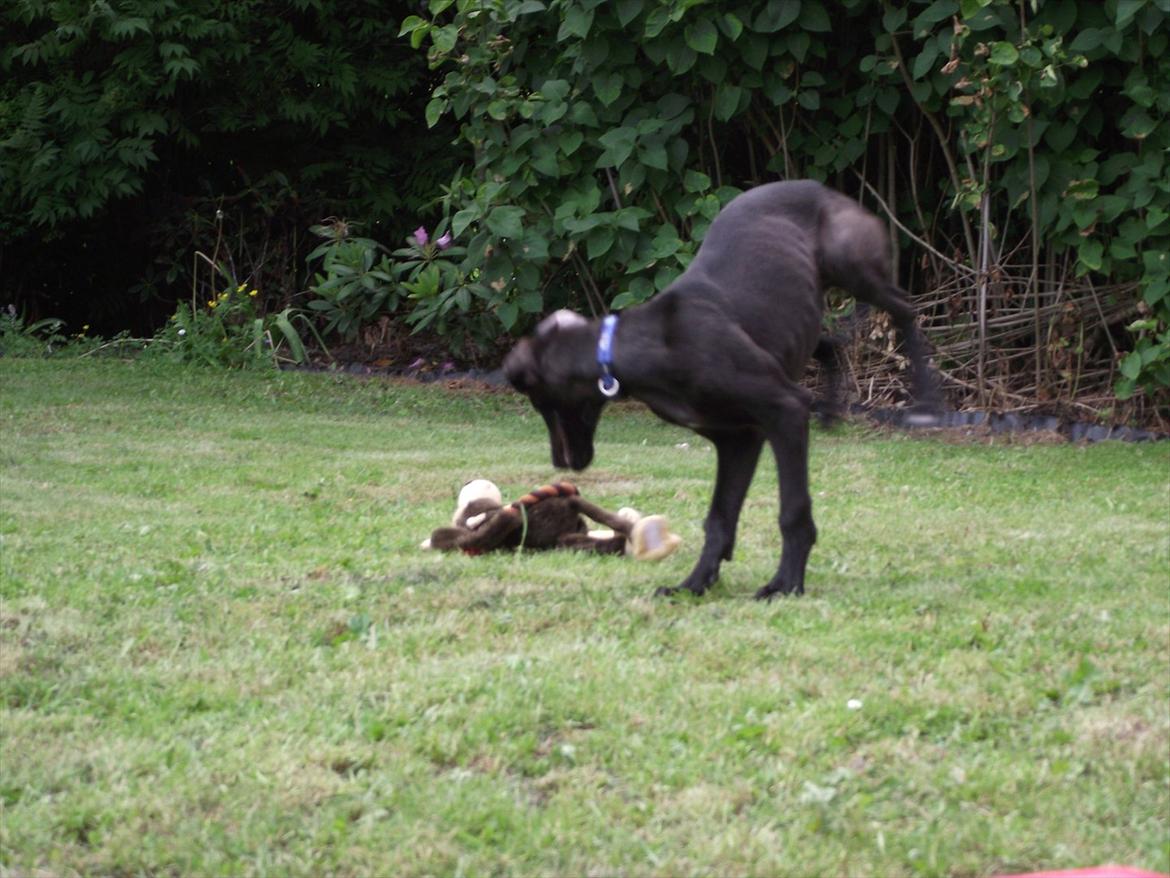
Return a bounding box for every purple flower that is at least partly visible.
[436,231,453,250]
[412,226,429,247]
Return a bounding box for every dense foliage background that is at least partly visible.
[3,0,1167,419]
[1,0,462,334]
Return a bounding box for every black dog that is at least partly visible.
[505,180,939,599]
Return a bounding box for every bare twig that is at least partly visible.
[853,174,976,276]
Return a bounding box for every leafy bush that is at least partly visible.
[1,0,464,332]
[306,219,503,356]
[305,221,401,341]
[151,284,312,369]
[409,0,1168,407]
[393,223,500,354]
[0,306,67,358]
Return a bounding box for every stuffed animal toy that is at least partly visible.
[421,480,680,561]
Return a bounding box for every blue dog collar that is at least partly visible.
[597,314,620,398]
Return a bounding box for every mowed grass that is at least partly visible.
[1,359,1167,878]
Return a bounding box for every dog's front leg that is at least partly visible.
[657,430,764,597]
[755,409,816,600]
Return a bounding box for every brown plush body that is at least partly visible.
[428,482,635,555]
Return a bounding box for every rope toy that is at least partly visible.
[421,480,680,560]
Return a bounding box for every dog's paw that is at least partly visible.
[811,400,844,429]
[903,408,942,428]
[753,581,804,600]
[654,583,706,600]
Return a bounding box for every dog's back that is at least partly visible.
[658,183,824,381]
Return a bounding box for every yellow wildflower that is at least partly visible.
[249,289,258,298]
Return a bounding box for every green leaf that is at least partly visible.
[882,6,907,31]
[616,0,643,27]
[684,170,711,192]
[398,15,428,36]
[912,40,940,79]
[1116,0,1147,27]
[541,79,571,102]
[486,206,525,239]
[587,226,616,258]
[531,142,560,176]
[497,302,519,330]
[509,0,546,14]
[720,12,745,40]
[559,130,584,155]
[274,310,307,363]
[640,143,668,170]
[1064,179,1100,201]
[800,0,832,31]
[452,208,481,239]
[558,5,595,40]
[915,0,959,29]
[518,290,544,312]
[593,72,624,106]
[666,41,697,74]
[796,89,820,110]
[540,100,569,124]
[1113,376,1137,400]
[685,19,718,54]
[425,98,447,128]
[644,6,672,38]
[1143,277,1169,307]
[1120,108,1157,140]
[1119,351,1143,380]
[753,1,801,33]
[1078,238,1104,272]
[742,33,769,69]
[431,24,458,54]
[988,41,1019,65]
[1068,28,1103,53]
[598,126,638,167]
[1045,122,1076,153]
[654,93,688,120]
[713,84,743,121]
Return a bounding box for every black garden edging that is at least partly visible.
[291,360,1167,444]
[861,405,1167,443]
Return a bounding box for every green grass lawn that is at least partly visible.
[2,359,1168,877]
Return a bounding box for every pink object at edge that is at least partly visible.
[993,867,1168,878]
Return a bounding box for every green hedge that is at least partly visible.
[412,0,1169,402]
[1,0,461,330]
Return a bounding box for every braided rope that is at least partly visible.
[499,482,579,517]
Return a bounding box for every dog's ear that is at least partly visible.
[503,338,540,392]
[537,309,587,336]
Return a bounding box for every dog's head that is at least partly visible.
[504,310,606,471]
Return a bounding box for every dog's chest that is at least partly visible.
[641,392,744,433]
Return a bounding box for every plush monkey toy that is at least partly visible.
[422,480,680,561]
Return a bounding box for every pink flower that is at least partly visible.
[436,231,452,250]
[412,226,429,247]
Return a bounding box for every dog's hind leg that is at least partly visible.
[870,283,940,416]
[821,204,942,414]
[755,405,817,600]
[657,430,764,597]
[810,335,844,427]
